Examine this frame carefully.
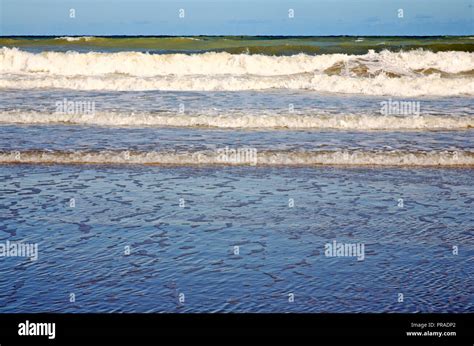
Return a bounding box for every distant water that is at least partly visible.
[1,36,473,54]
[0,36,473,312]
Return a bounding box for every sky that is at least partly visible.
[0,0,473,36]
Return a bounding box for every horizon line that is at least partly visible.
[1,34,473,38]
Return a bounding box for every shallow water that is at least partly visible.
[0,165,472,312]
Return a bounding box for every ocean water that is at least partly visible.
[0,36,473,312]
[0,165,472,313]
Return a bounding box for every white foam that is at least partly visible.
[1,73,472,96]
[2,48,472,76]
[1,48,473,96]
[0,111,472,130]
[54,36,96,42]
[1,149,472,167]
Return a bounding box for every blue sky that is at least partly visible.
[1,0,472,36]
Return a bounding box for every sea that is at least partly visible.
[0,36,472,312]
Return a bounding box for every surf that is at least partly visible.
[2,48,473,76]
[1,149,472,167]
[1,110,473,130]
[1,48,472,96]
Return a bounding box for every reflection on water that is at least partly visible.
[0,165,472,312]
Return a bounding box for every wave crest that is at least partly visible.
[1,111,473,130]
[1,48,473,76]
[1,48,473,95]
[1,149,472,167]
[1,73,472,96]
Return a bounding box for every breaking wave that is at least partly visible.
[54,36,96,42]
[0,111,473,130]
[0,149,472,167]
[1,48,473,76]
[1,48,473,95]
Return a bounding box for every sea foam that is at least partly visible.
[1,48,473,96]
[0,110,473,130]
[1,149,472,167]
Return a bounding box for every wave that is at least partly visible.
[54,36,96,42]
[53,36,201,43]
[1,73,472,96]
[1,149,472,167]
[1,48,472,95]
[2,48,472,76]
[1,111,473,130]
